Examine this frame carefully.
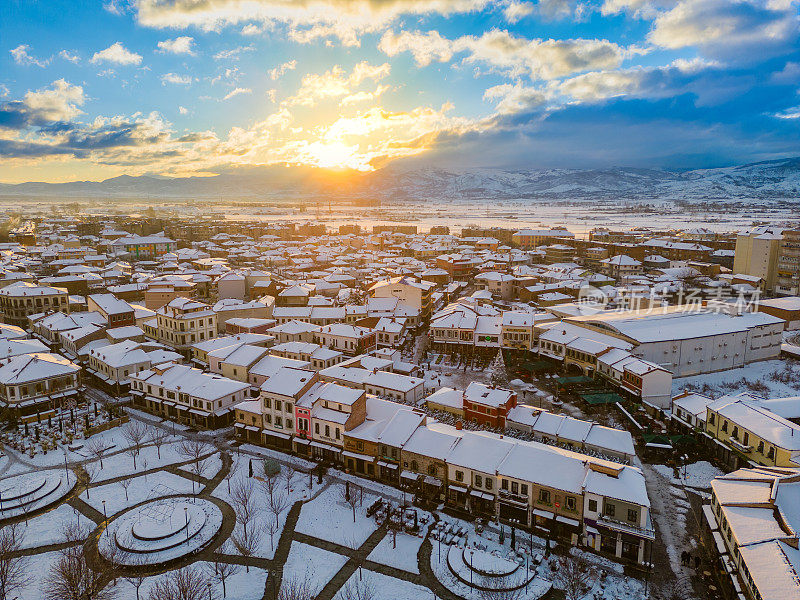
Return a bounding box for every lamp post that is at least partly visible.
[64,449,69,484]
[207,581,212,600]
[102,500,108,540]
[184,506,189,544]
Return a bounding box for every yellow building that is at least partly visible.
[733,226,783,292]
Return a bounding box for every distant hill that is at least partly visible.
[2,157,800,202]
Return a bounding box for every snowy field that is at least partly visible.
[296,483,378,546]
[673,358,800,399]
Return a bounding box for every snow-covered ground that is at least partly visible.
[296,484,378,547]
[283,541,348,594]
[80,469,196,515]
[652,461,724,491]
[335,569,430,600]
[367,530,424,574]
[673,358,800,399]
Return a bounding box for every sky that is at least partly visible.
[0,0,799,183]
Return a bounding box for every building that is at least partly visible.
[369,276,435,320]
[564,305,784,378]
[756,296,800,330]
[87,293,136,328]
[0,281,70,327]
[733,226,784,292]
[707,467,800,600]
[110,232,176,259]
[130,362,248,428]
[149,297,218,354]
[512,228,574,250]
[0,352,81,416]
[777,228,800,296]
[463,382,517,428]
[314,323,376,356]
[705,392,800,468]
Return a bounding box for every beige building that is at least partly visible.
[150,297,217,354]
[733,226,783,292]
[0,281,70,327]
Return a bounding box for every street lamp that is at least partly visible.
[64,449,70,484]
[184,506,189,544]
[102,500,108,539]
[207,581,212,600]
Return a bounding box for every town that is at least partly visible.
[0,214,797,600]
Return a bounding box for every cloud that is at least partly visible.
[600,0,677,18]
[134,0,490,45]
[58,50,81,63]
[213,46,254,60]
[484,82,547,113]
[380,29,627,80]
[161,73,193,85]
[223,87,253,100]
[269,60,297,80]
[178,106,188,114]
[502,1,535,22]
[284,61,391,106]
[157,36,195,55]
[241,23,265,35]
[0,80,86,131]
[648,0,800,61]
[91,42,142,65]
[103,0,132,15]
[10,45,50,68]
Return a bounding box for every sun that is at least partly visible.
[305,141,372,171]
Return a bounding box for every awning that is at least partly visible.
[244,425,260,433]
[265,429,291,440]
[342,451,374,462]
[310,440,339,452]
[424,475,442,487]
[188,408,209,417]
[377,460,398,469]
[712,531,728,555]
[400,470,418,481]
[702,504,719,532]
[449,485,467,494]
[585,526,599,535]
[470,490,494,501]
[162,400,176,407]
[294,437,311,445]
[533,509,554,520]
[234,422,246,429]
[556,515,580,527]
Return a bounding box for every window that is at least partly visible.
[521,484,528,496]
[264,398,271,409]
[275,400,282,411]
[511,481,518,494]
[474,475,483,487]
[314,423,320,434]
[286,419,293,430]
[627,509,638,523]
[709,413,715,425]
[455,470,464,482]
[485,478,493,490]
[502,480,509,491]
[757,440,765,454]
[588,499,597,512]
[325,425,330,437]
[768,446,775,460]
[538,490,551,504]
[721,420,728,433]
[286,402,293,412]
[428,465,437,476]
[275,416,283,428]
[566,496,576,511]
[606,503,615,518]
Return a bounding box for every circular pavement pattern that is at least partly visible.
[101,496,223,566]
[0,471,74,521]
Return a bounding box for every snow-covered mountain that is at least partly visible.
[2,157,800,202]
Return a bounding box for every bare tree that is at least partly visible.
[176,439,213,493]
[147,566,214,600]
[282,462,297,494]
[86,437,111,470]
[554,553,595,600]
[82,461,97,500]
[121,552,147,600]
[119,477,132,502]
[266,486,290,551]
[229,477,263,572]
[277,575,316,600]
[122,420,148,469]
[204,541,240,598]
[223,457,237,495]
[0,523,30,600]
[44,523,116,600]
[339,483,359,523]
[148,426,170,460]
[338,575,376,600]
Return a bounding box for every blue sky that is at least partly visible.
[1,0,799,182]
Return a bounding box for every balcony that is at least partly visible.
[728,438,752,453]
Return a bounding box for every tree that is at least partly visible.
[554,553,595,600]
[489,350,509,388]
[339,482,359,523]
[148,426,171,460]
[147,566,213,600]
[282,462,297,494]
[44,524,116,600]
[204,542,240,598]
[0,523,30,600]
[176,439,213,493]
[266,485,290,551]
[121,552,147,600]
[276,575,316,600]
[122,420,148,469]
[87,437,111,470]
[338,575,376,600]
[229,477,262,572]
[223,457,237,495]
[119,477,132,502]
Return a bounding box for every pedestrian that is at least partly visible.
[680,551,687,566]
[694,556,701,570]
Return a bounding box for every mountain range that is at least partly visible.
[2,157,800,202]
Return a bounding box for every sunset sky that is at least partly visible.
[1,0,799,183]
